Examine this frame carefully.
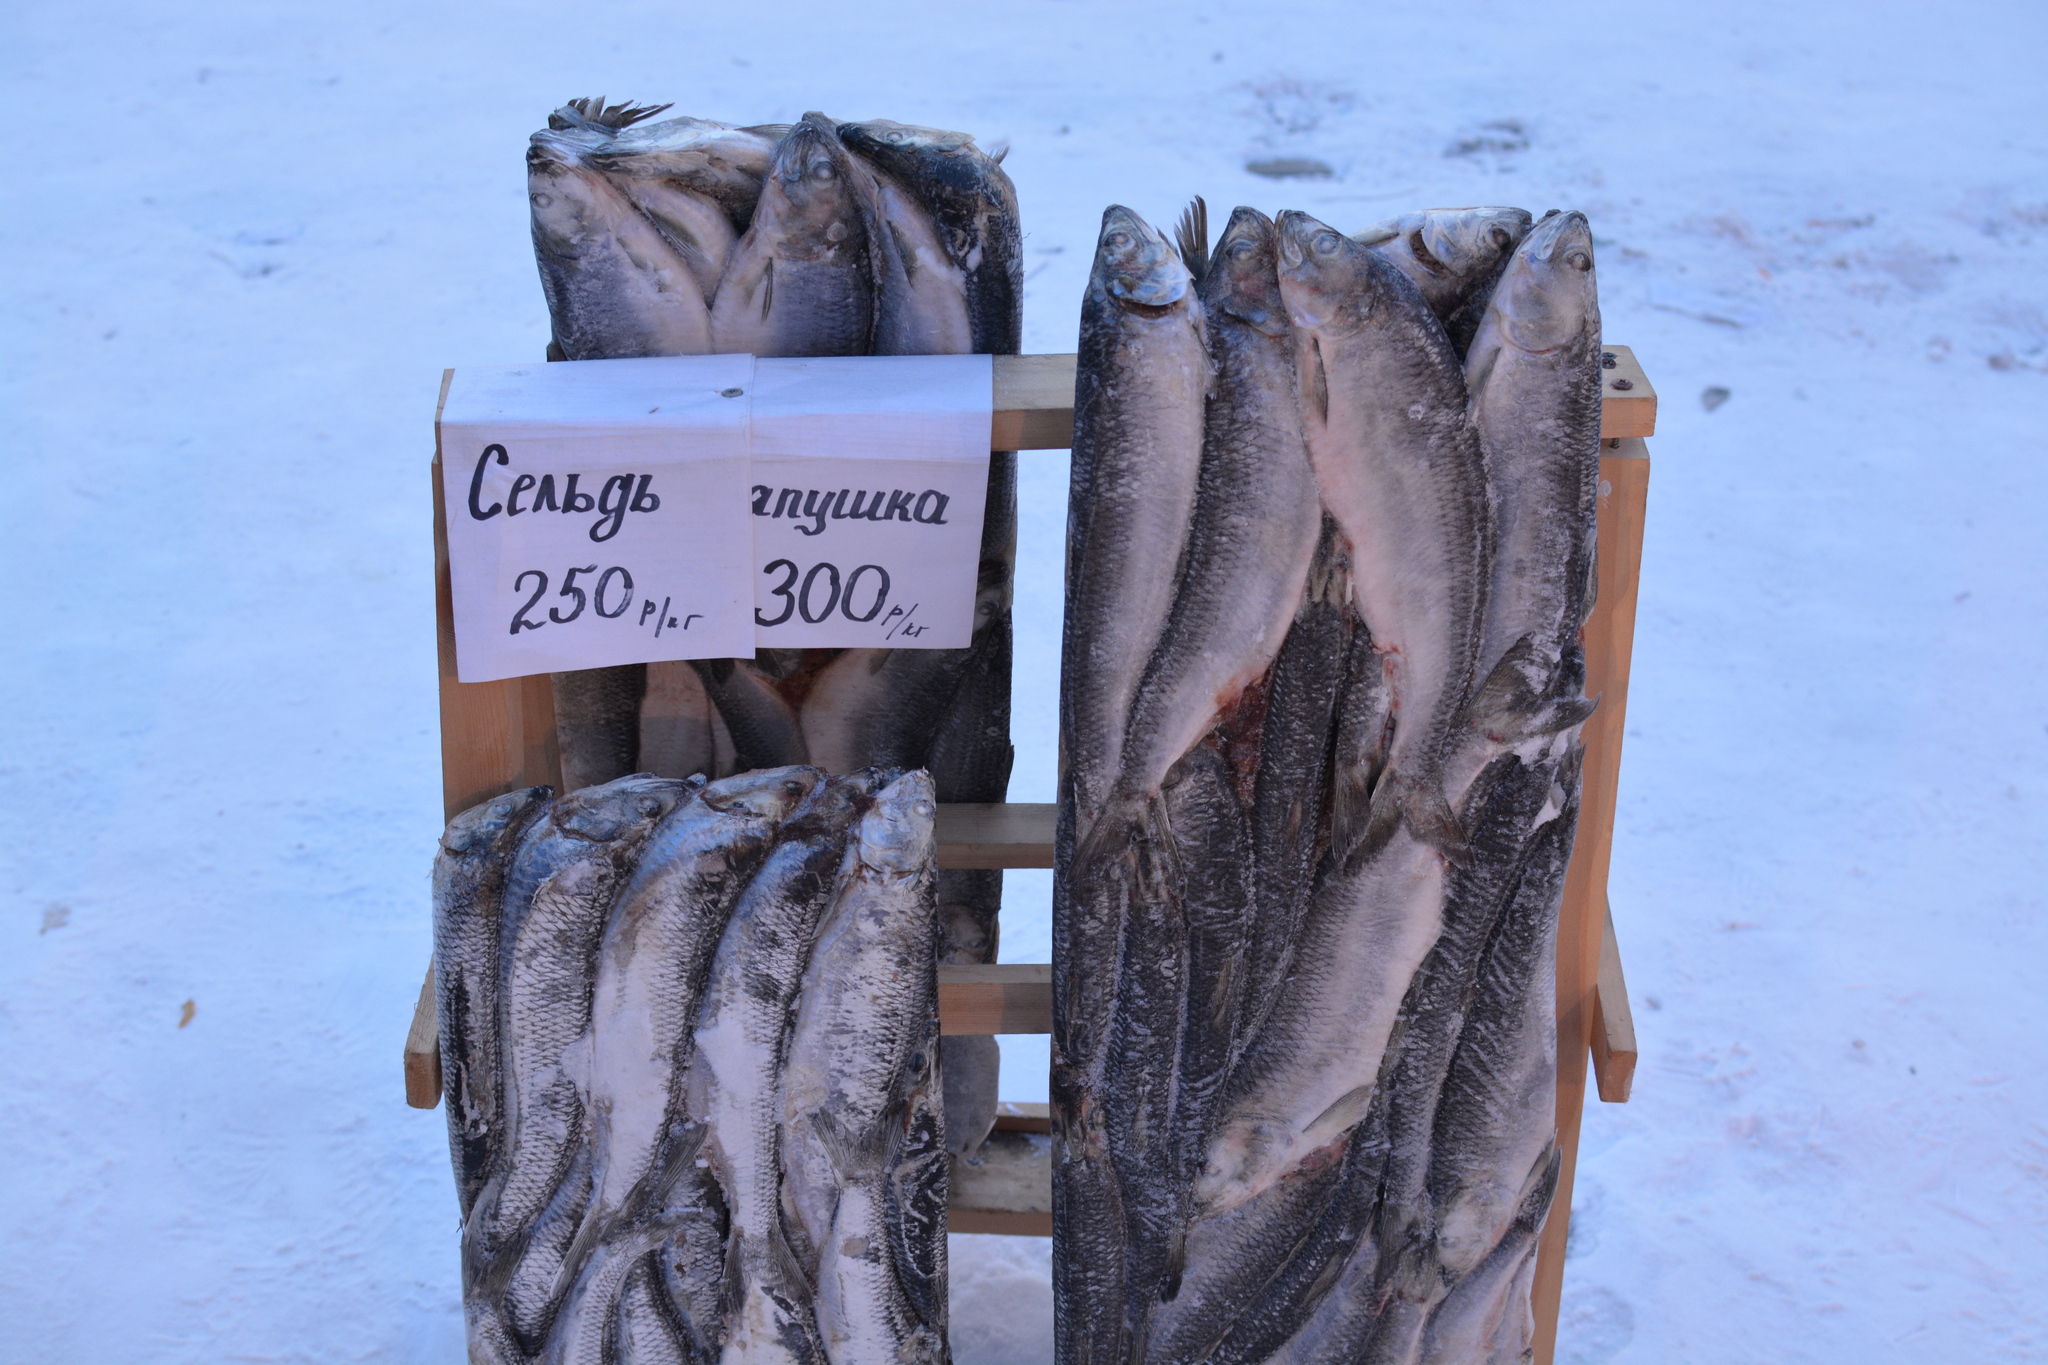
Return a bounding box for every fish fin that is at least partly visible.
[1175,196,1211,282]
[1351,770,1465,865]
[987,139,1011,164]
[1304,337,1330,424]
[1463,640,1599,748]
[1068,790,1176,892]
[811,1109,893,1182]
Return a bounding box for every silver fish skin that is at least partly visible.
[1060,204,1210,834]
[434,785,553,1220]
[544,1132,708,1365]
[1354,207,1534,352]
[864,166,974,356]
[608,175,740,305]
[885,1048,950,1336]
[1093,206,1321,863]
[711,115,875,358]
[559,767,824,1305]
[691,772,877,1365]
[815,1154,945,1365]
[1449,211,1603,800]
[1139,1134,1348,1365]
[617,1253,695,1365]
[530,127,715,360]
[781,771,940,1276]
[691,658,808,772]
[1426,749,1576,1281]
[836,119,1023,355]
[1275,210,1490,857]
[555,666,648,793]
[1416,1145,1557,1365]
[593,115,781,231]
[1233,529,1356,1066]
[467,774,695,1289]
[500,1146,596,1352]
[1195,825,1446,1216]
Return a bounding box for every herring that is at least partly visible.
[433,786,553,1220]
[1354,207,1534,353]
[1274,210,1491,858]
[711,115,875,358]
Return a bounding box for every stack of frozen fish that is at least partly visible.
[434,766,948,1365]
[525,97,1023,1160]
[1054,201,1602,1364]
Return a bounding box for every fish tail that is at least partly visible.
[1070,789,1179,891]
[1352,770,1466,864]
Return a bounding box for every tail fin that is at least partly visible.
[1067,788,1179,891]
[1352,769,1466,867]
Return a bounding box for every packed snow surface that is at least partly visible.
[4,1,2045,1361]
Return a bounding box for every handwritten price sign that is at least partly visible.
[436,354,991,682]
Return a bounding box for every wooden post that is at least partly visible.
[1531,437,1651,1364]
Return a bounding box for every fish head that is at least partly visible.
[701,764,823,823]
[1201,206,1288,335]
[842,118,977,154]
[1275,210,1400,335]
[1089,205,1192,314]
[1413,206,1534,278]
[553,773,690,843]
[755,114,869,265]
[595,116,777,217]
[1491,210,1598,353]
[527,135,622,256]
[440,785,550,854]
[858,770,938,875]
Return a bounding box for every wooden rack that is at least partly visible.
[405,347,1655,1365]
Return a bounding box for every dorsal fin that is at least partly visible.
[1175,195,1210,281]
[556,97,674,132]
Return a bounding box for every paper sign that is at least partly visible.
[748,355,992,650]
[437,352,993,681]
[439,355,758,682]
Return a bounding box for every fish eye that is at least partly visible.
[1489,226,1512,248]
[1227,240,1257,260]
[636,796,663,817]
[1312,231,1344,256]
[810,159,836,180]
[784,780,807,796]
[1566,250,1592,272]
[1105,231,1133,251]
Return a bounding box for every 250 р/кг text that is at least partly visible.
[505,560,929,641]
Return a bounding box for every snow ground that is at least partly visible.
[4,1,2045,1361]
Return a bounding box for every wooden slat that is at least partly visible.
[404,969,442,1110]
[986,346,1654,451]
[938,963,1053,1035]
[991,354,1080,450]
[1532,438,1650,1365]
[1592,902,1638,1104]
[950,1128,1053,1237]
[993,1101,1052,1134]
[1597,345,1657,439]
[937,802,1055,869]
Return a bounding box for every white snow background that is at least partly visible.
[4,1,2045,1360]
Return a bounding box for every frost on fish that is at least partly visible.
[1054,194,1595,1365]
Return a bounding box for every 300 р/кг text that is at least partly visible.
[756,559,931,640]
[507,565,703,638]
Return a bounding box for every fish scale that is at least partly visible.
[434,785,553,1220]
[690,772,875,1365]
[1274,209,1491,860]
[553,768,822,1326]
[466,775,693,1343]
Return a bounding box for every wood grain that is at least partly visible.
[1593,901,1639,1104]
[986,345,1653,450]
[403,969,441,1110]
[936,802,1056,868]
[938,963,1053,1035]
[1532,438,1651,1365]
